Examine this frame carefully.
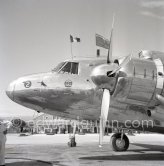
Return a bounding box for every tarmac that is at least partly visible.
[5,133,164,166]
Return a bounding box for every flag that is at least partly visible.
[70,35,81,43]
[95,34,110,49]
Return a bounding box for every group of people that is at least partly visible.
[0,120,8,166]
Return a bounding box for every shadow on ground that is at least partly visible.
[5,158,53,166]
[80,143,164,161]
[129,143,164,153]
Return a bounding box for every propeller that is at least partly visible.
[94,14,132,147]
[108,54,132,77]
[99,89,110,147]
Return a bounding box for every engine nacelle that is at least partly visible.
[113,58,163,107]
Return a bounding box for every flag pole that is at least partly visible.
[70,35,74,60]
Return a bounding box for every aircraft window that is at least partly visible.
[59,62,79,74]
[61,62,72,73]
[52,62,66,72]
[71,63,78,74]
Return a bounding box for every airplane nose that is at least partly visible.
[6,80,16,101]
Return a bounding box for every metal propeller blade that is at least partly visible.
[108,54,132,76]
[99,89,110,147]
[156,94,164,105]
[95,14,115,63]
[107,14,115,64]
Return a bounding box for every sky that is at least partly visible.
[0,0,164,118]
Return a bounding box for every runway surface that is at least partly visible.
[5,133,164,166]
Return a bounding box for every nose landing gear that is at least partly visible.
[68,136,76,147]
[68,122,77,147]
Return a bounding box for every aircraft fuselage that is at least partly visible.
[6,52,164,133]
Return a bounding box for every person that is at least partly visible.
[0,120,7,166]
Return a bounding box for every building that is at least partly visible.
[31,114,99,134]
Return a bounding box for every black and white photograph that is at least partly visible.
[1,0,164,165]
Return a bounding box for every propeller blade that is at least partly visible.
[107,28,113,64]
[99,89,110,147]
[107,14,115,64]
[156,94,164,105]
[108,54,132,76]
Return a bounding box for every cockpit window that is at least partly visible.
[71,62,78,74]
[59,62,79,74]
[52,62,66,72]
[61,62,72,73]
